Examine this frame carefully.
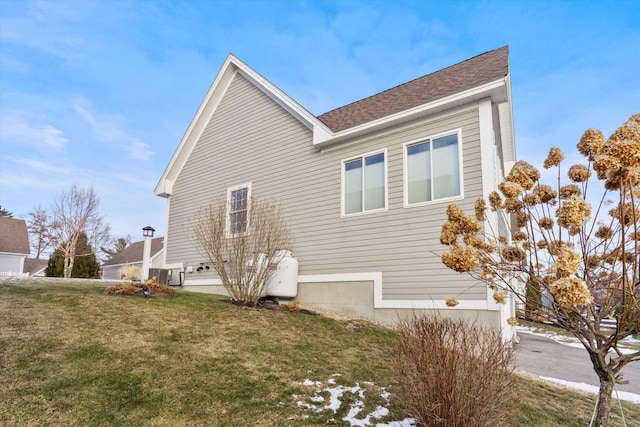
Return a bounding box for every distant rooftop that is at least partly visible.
[102,237,164,266]
[0,217,30,255]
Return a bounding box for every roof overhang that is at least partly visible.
[312,78,509,149]
[0,251,29,257]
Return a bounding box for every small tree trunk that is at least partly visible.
[66,256,75,278]
[590,349,615,427]
[63,256,71,278]
[593,377,614,427]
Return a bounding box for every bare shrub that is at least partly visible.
[106,277,175,297]
[393,314,514,427]
[193,196,293,305]
[105,283,139,296]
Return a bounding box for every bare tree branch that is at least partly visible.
[26,205,54,258]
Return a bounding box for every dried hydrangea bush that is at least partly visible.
[440,114,640,427]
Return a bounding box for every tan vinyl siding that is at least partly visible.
[167,72,487,302]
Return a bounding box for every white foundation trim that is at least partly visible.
[299,272,495,311]
[182,273,494,310]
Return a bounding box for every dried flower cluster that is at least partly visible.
[568,164,591,182]
[441,245,477,273]
[556,247,581,276]
[593,114,640,189]
[446,297,459,307]
[556,195,591,228]
[493,291,507,304]
[549,277,592,307]
[543,147,565,169]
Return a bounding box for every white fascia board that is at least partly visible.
[235,67,333,135]
[478,98,496,197]
[313,79,507,148]
[154,56,237,197]
[499,74,516,165]
[154,54,334,197]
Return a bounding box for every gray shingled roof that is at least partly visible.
[0,217,30,255]
[23,258,48,275]
[317,46,509,132]
[102,237,164,266]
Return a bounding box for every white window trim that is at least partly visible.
[403,129,464,208]
[341,148,388,217]
[225,182,252,237]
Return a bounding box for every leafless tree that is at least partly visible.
[101,235,133,261]
[440,114,639,426]
[26,205,54,258]
[50,185,111,278]
[193,195,293,305]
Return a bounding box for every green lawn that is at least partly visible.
[1,280,638,426]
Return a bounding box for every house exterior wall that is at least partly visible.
[165,72,503,323]
[0,253,26,275]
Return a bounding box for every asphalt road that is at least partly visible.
[514,332,640,395]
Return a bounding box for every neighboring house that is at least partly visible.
[101,237,164,280]
[155,46,517,339]
[0,217,30,278]
[23,258,48,277]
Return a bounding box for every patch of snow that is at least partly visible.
[376,419,416,427]
[294,376,412,426]
[539,376,640,404]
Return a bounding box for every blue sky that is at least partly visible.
[1,0,638,246]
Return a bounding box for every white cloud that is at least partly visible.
[73,102,154,161]
[0,110,68,148]
[9,156,71,175]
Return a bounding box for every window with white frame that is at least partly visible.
[343,150,387,215]
[227,183,251,235]
[405,131,462,205]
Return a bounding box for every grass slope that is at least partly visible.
[1,281,638,426]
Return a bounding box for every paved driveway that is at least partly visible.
[514,332,640,395]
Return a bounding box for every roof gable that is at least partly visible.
[317,46,509,132]
[102,237,164,266]
[0,217,30,255]
[154,54,332,197]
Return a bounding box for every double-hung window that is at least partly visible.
[227,183,251,236]
[405,131,462,206]
[343,150,387,215]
